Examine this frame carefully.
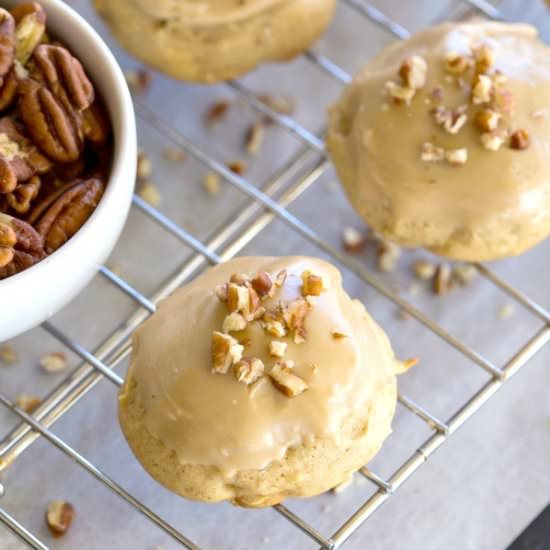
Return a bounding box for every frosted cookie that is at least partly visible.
[326,23,550,261]
[119,256,402,507]
[94,0,337,83]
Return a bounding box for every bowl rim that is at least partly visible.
[0,0,136,290]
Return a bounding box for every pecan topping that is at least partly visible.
[0,9,15,78]
[234,357,264,385]
[0,117,51,191]
[32,44,94,112]
[480,129,506,151]
[45,500,74,538]
[250,271,273,299]
[269,340,287,358]
[472,74,492,105]
[19,79,83,163]
[269,361,308,397]
[0,67,18,111]
[0,212,44,278]
[510,129,530,150]
[301,270,325,297]
[420,141,444,162]
[12,2,46,65]
[81,99,110,144]
[398,55,428,90]
[211,331,244,374]
[475,108,501,132]
[385,80,415,105]
[445,148,468,166]
[222,312,247,333]
[281,298,310,344]
[32,177,104,253]
[444,52,471,75]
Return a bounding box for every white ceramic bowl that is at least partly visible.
[0,0,136,341]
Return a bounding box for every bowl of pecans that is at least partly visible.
[0,0,136,340]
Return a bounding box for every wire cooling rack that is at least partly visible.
[1,0,550,548]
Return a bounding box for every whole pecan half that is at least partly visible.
[19,79,83,163]
[33,44,94,112]
[0,8,15,78]
[0,117,52,192]
[5,175,40,214]
[33,177,104,253]
[11,2,46,65]
[82,99,110,144]
[0,212,44,278]
[0,67,19,111]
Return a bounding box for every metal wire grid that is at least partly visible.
[1,0,550,548]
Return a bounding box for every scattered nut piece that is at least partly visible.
[250,271,273,299]
[269,340,287,358]
[39,352,67,374]
[222,312,247,333]
[137,181,161,206]
[234,357,264,385]
[444,52,471,74]
[215,283,228,303]
[162,147,186,162]
[244,121,265,156]
[46,501,74,538]
[480,130,506,152]
[124,68,151,95]
[269,361,308,397]
[398,55,428,90]
[282,298,310,344]
[510,129,530,150]
[377,240,401,273]
[226,283,250,314]
[475,109,501,132]
[394,357,419,374]
[497,303,515,320]
[493,87,514,116]
[420,142,445,162]
[205,100,231,126]
[453,264,478,286]
[433,264,452,296]
[301,270,325,297]
[15,394,41,413]
[385,81,416,105]
[202,172,221,195]
[262,317,287,338]
[211,331,244,374]
[227,160,247,175]
[331,330,349,340]
[0,344,18,365]
[472,74,493,105]
[413,260,437,280]
[274,270,287,287]
[445,148,468,166]
[136,151,152,180]
[342,227,366,253]
[473,44,495,74]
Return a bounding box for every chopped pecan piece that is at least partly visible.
[227,282,250,313]
[250,271,273,299]
[0,9,15,78]
[480,130,506,151]
[301,270,325,297]
[377,240,401,272]
[39,351,67,374]
[444,52,471,75]
[81,99,110,144]
[32,44,94,112]
[342,227,366,252]
[510,129,530,150]
[385,81,415,105]
[19,79,83,163]
[269,340,287,358]
[211,331,243,374]
[5,175,41,214]
[269,361,308,398]
[433,263,453,295]
[420,142,445,162]
[0,117,52,191]
[32,178,104,253]
[261,310,287,338]
[0,212,44,278]
[281,298,310,344]
[234,357,264,385]
[473,44,495,74]
[11,2,46,65]
[475,108,501,132]
[222,312,247,333]
[413,259,436,280]
[432,106,468,135]
[492,87,514,117]
[445,148,468,166]
[331,330,350,340]
[45,500,74,538]
[398,55,427,89]
[16,393,41,413]
[471,74,492,105]
[244,121,264,156]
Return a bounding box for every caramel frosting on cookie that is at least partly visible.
[123,256,397,477]
[327,23,550,261]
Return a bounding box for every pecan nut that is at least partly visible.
[0,212,44,278]
[0,117,52,192]
[0,9,15,78]
[0,67,19,111]
[11,2,46,65]
[33,177,104,253]
[33,44,94,112]
[5,175,40,214]
[81,99,110,144]
[19,79,83,162]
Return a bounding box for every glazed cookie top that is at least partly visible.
[126,257,397,476]
[128,0,285,25]
[328,22,550,231]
